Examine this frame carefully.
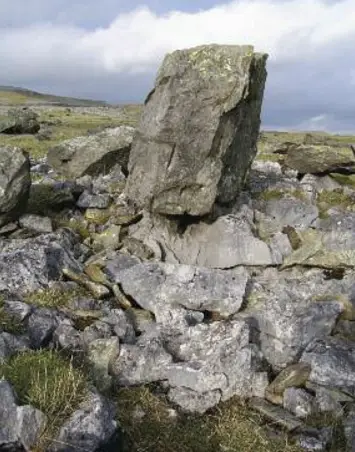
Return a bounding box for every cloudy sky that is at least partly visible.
[1,0,355,132]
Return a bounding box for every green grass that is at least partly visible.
[0,107,141,159]
[256,188,308,203]
[0,349,89,449]
[316,189,355,217]
[24,287,89,309]
[116,387,302,452]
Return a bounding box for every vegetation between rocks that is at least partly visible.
[116,386,302,452]
[0,349,89,449]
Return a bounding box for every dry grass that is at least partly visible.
[116,386,302,452]
[0,349,89,449]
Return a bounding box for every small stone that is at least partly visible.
[266,363,311,405]
[18,214,53,233]
[87,337,120,392]
[283,387,315,419]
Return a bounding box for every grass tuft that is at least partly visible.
[0,349,89,449]
[116,386,302,452]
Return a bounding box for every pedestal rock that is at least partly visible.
[125,44,268,216]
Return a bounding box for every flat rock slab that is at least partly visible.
[105,260,249,323]
[126,44,267,216]
[249,397,304,432]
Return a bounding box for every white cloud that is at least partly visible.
[0,0,355,131]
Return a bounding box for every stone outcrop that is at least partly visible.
[125,44,268,216]
[0,146,31,227]
[47,126,135,179]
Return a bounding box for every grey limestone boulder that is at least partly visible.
[47,126,135,179]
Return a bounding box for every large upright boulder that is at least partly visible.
[0,146,31,227]
[125,44,268,216]
[47,126,135,179]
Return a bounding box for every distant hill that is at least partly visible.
[0,85,108,107]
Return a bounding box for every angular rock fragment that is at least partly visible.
[48,126,135,179]
[0,229,82,294]
[0,379,47,451]
[301,336,355,393]
[126,44,267,215]
[51,391,117,452]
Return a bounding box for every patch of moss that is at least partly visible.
[316,189,355,217]
[55,217,91,240]
[255,152,283,163]
[26,183,73,216]
[0,296,24,334]
[24,287,89,309]
[330,173,355,188]
[256,188,308,203]
[116,386,302,452]
[0,349,89,449]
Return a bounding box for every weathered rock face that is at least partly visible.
[47,126,135,179]
[0,108,40,134]
[0,146,31,227]
[126,44,268,216]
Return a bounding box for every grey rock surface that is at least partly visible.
[0,379,47,451]
[52,391,117,452]
[0,229,83,294]
[106,260,249,323]
[0,146,31,227]
[0,108,40,134]
[126,44,267,216]
[301,336,355,393]
[48,126,135,179]
[129,209,279,268]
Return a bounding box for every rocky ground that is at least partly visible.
[1,45,355,452]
